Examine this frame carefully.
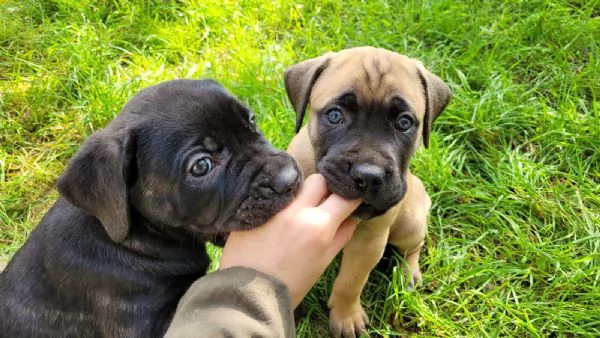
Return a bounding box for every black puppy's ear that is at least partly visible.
[416,63,452,148]
[57,128,136,242]
[284,53,334,133]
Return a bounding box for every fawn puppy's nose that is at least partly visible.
[351,163,385,192]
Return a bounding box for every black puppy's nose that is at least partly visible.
[271,165,299,194]
[351,163,385,191]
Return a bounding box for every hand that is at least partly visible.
[220,174,361,307]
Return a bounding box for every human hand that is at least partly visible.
[220,173,361,307]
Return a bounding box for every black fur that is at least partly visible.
[0,79,301,337]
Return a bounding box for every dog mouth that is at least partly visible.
[200,156,301,247]
[232,194,287,229]
[220,170,302,232]
[354,202,388,219]
[206,191,295,246]
[317,160,404,220]
[326,177,397,220]
[210,197,280,235]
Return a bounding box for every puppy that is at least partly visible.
[285,47,451,337]
[0,79,301,337]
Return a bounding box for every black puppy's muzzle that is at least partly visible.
[223,152,301,233]
[258,152,302,196]
[270,164,300,195]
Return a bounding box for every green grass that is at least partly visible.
[1,0,598,336]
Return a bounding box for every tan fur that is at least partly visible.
[285,47,450,338]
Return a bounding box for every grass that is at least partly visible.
[1,0,598,336]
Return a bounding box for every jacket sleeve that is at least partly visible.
[164,266,296,338]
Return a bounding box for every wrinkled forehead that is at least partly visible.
[132,86,257,157]
[310,51,426,116]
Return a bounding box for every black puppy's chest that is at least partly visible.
[0,200,210,338]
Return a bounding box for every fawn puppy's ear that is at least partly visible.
[284,53,335,133]
[415,62,452,148]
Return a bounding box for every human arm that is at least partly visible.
[164,266,295,338]
[164,174,360,337]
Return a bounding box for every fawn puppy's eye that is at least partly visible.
[326,108,343,124]
[394,114,414,131]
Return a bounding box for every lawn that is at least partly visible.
[1,0,599,336]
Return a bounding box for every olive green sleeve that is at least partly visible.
[164,266,296,338]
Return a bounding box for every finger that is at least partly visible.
[293,174,329,208]
[330,217,359,253]
[318,193,362,225]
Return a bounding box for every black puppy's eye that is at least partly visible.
[190,157,213,177]
[395,114,414,131]
[326,108,343,124]
[249,115,256,126]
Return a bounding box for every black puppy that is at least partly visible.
[0,79,301,337]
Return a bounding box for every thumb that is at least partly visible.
[329,217,359,254]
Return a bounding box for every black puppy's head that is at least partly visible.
[57,79,301,243]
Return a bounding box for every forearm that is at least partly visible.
[164,266,295,338]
